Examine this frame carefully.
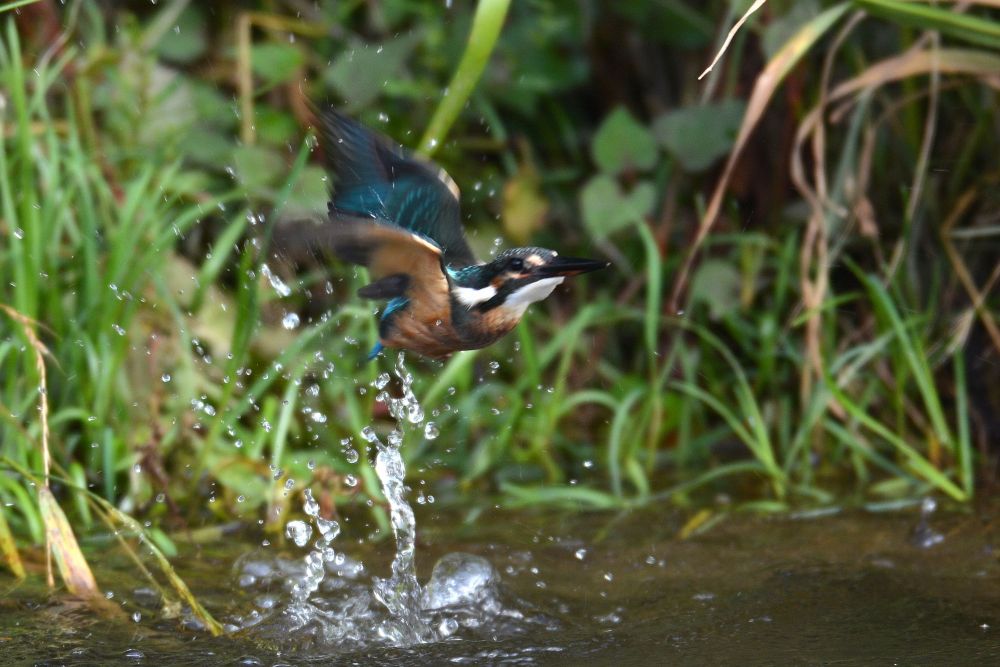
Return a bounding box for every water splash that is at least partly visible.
[368,352,434,643]
[233,352,515,650]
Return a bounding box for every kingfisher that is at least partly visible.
[276,108,606,360]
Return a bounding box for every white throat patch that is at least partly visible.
[453,284,498,308]
[500,277,564,318]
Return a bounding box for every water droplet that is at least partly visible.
[161,373,171,383]
[112,324,126,336]
[302,489,319,517]
[374,372,391,390]
[344,448,359,464]
[260,263,292,297]
[423,422,439,440]
[285,520,312,547]
[316,516,340,540]
[310,411,327,423]
[438,617,458,636]
[575,548,587,560]
[132,611,141,623]
[344,474,358,487]
[13,228,24,239]
[281,312,300,330]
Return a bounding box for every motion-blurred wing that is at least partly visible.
[317,108,477,268]
[275,217,449,303]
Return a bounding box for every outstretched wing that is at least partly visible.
[273,217,449,304]
[316,108,477,268]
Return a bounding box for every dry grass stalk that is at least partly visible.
[0,304,98,597]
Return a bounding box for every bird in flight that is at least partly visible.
[278,108,606,360]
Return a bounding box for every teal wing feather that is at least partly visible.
[316,108,477,268]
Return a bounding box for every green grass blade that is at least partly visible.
[418,0,512,155]
[824,372,965,500]
[856,0,1000,50]
[859,270,954,449]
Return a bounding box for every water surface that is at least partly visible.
[4,502,1000,665]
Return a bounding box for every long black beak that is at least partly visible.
[538,256,609,278]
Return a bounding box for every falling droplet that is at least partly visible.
[285,520,312,547]
[423,422,439,440]
[303,489,321,517]
[260,263,292,297]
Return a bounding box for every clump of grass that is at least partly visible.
[0,0,997,586]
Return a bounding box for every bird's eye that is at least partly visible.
[508,258,524,272]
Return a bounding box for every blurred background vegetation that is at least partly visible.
[1,0,999,565]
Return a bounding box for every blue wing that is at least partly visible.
[317,108,478,268]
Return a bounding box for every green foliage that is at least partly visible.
[0,0,998,567]
[653,99,746,172]
[580,175,656,239]
[592,107,658,174]
[325,33,423,111]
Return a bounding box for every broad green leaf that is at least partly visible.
[653,99,746,172]
[251,42,305,85]
[591,107,658,174]
[231,144,284,190]
[688,258,741,319]
[325,33,422,111]
[212,459,270,509]
[283,166,330,218]
[137,66,198,145]
[256,104,299,145]
[180,127,234,167]
[580,174,655,238]
[189,80,239,129]
[154,5,208,64]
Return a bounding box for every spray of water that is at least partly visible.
[235,351,508,649]
[364,352,435,642]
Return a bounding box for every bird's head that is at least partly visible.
[450,247,607,317]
